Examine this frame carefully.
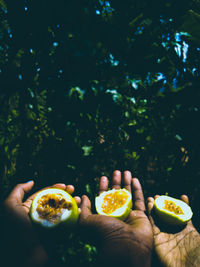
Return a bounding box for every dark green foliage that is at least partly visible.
[1,0,200,265]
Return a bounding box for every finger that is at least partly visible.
[147,197,154,216]
[123,170,132,193]
[132,178,146,211]
[74,196,81,206]
[154,195,160,199]
[180,195,193,226]
[24,184,75,210]
[181,194,189,205]
[112,170,121,189]
[51,183,74,193]
[79,195,92,222]
[7,181,34,203]
[147,197,160,235]
[99,176,109,195]
[27,183,74,202]
[52,183,67,189]
[65,184,75,195]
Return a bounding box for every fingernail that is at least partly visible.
[27,180,34,183]
[57,183,66,187]
[133,177,139,184]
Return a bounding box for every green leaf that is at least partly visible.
[82,146,93,156]
[0,0,7,10]
[180,10,200,42]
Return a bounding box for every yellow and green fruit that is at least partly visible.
[30,188,79,229]
[154,195,193,225]
[95,188,132,221]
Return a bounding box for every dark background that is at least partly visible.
[1,0,200,265]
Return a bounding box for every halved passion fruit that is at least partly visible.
[95,188,132,221]
[30,188,79,228]
[154,195,193,225]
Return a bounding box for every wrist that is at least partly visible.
[130,246,152,267]
[23,245,48,267]
[97,239,152,267]
[186,246,200,267]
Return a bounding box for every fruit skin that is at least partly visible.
[95,188,132,221]
[29,188,79,230]
[154,195,193,225]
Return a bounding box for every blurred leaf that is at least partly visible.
[180,10,200,42]
[0,0,6,10]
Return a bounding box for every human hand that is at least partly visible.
[2,181,80,267]
[79,170,153,267]
[147,195,200,267]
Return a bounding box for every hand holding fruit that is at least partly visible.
[147,195,200,267]
[79,170,153,267]
[4,171,200,267]
[2,181,80,267]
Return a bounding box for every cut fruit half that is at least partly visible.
[154,195,193,225]
[95,188,132,221]
[30,188,79,229]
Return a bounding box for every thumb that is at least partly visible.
[147,197,154,217]
[79,195,92,224]
[7,181,34,203]
[147,196,160,235]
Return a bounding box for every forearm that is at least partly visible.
[1,205,48,267]
[129,247,152,267]
[22,245,48,267]
[97,255,152,267]
[1,231,48,267]
[97,241,152,267]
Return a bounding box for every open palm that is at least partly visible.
[80,170,153,267]
[147,195,200,267]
